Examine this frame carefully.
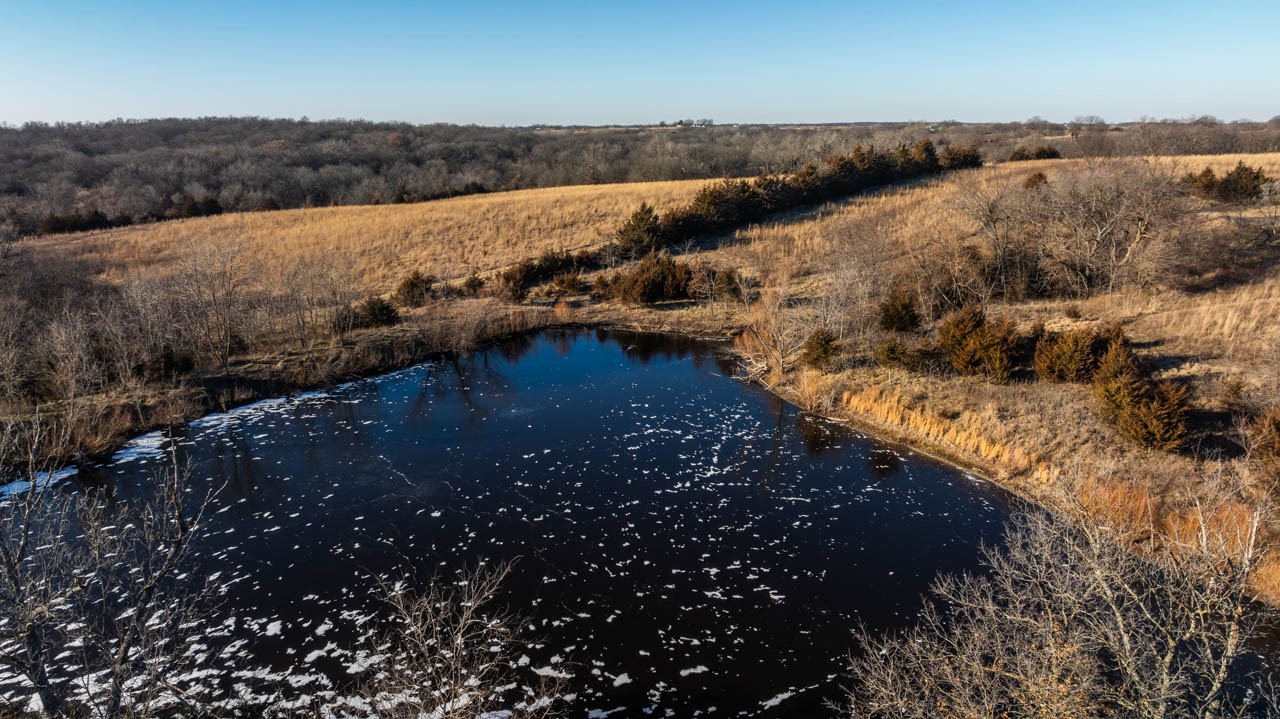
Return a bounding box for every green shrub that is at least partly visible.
[1092,340,1149,424]
[1034,329,1103,383]
[873,336,947,374]
[496,261,537,301]
[141,345,195,382]
[357,296,400,327]
[616,202,663,256]
[878,292,921,332]
[533,248,575,276]
[461,274,485,297]
[873,335,910,369]
[390,270,436,308]
[1184,162,1271,203]
[939,144,984,170]
[1090,339,1190,450]
[938,304,987,357]
[800,328,839,370]
[1009,145,1062,162]
[1216,161,1271,203]
[334,296,401,333]
[712,267,745,302]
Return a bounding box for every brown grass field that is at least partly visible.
[31,179,711,291]
[21,151,1280,597]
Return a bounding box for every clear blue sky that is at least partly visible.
[2,0,1277,125]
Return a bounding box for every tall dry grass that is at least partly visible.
[718,153,1280,280]
[30,180,710,292]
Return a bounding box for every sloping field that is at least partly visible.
[715,152,1280,279]
[30,179,711,291]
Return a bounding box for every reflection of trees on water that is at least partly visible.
[796,414,841,455]
[495,332,539,363]
[607,329,720,367]
[869,448,901,479]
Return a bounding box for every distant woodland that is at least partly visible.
[3,116,1280,239]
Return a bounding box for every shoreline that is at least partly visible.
[9,310,1278,603]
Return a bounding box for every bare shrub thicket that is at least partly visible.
[0,421,221,719]
[843,507,1277,719]
[736,282,815,387]
[349,562,559,719]
[943,161,1190,307]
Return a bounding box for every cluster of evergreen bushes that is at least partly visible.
[1034,326,1190,450]
[390,270,437,307]
[936,305,1020,383]
[871,299,1191,452]
[874,302,1022,383]
[591,253,694,304]
[614,140,983,254]
[495,248,602,301]
[1182,161,1273,203]
[486,139,981,304]
[1007,145,1062,161]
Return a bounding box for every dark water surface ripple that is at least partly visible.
[75,329,1013,716]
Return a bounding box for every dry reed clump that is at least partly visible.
[838,383,1039,477]
[31,180,711,293]
[1251,553,1280,603]
[1076,477,1161,537]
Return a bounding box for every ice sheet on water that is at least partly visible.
[0,466,78,498]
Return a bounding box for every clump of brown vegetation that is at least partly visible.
[1007,145,1061,161]
[1091,339,1190,452]
[1033,327,1105,382]
[799,327,840,370]
[591,253,694,305]
[391,270,436,308]
[937,304,1020,383]
[1183,160,1273,203]
[877,292,921,332]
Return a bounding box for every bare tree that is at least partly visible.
[841,505,1277,719]
[177,241,252,374]
[40,309,100,404]
[813,257,883,344]
[954,174,1029,299]
[738,283,812,387]
[0,298,24,407]
[1029,161,1186,297]
[0,425,221,719]
[347,561,559,719]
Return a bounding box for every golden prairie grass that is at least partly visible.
[1160,152,1280,178]
[719,153,1280,280]
[722,154,1280,599]
[1124,276,1280,366]
[24,151,1280,597]
[31,179,711,292]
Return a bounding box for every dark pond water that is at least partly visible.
[59,329,1013,716]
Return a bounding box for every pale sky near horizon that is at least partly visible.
[2,0,1277,126]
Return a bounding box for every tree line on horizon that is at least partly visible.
[3,115,1280,241]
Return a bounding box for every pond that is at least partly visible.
[42,329,1014,716]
